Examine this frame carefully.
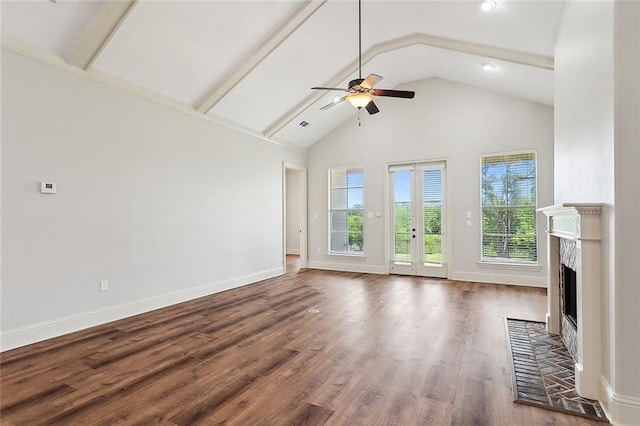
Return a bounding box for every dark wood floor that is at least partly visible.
[1,256,602,425]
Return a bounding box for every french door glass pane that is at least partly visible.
[423,169,443,265]
[393,171,412,263]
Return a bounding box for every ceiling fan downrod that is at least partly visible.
[358,0,362,80]
[310,0,415,115]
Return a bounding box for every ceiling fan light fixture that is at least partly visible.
[481,0,497,11]
[347,92,373,109]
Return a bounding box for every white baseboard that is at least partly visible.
[0,267,283,352]
[600,376,640,426]
[286,249,300,255]
[307,261,385,275]
[305,263,545,285]
[449,270,546,287]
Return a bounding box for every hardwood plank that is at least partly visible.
[0,256,605,425]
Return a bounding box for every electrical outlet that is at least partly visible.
[100,280,109,292]
[317,247,321,254]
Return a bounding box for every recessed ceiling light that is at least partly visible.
[481,0,497,11]
[482,62,497,71]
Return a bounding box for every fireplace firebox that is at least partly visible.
[562,264,578,328]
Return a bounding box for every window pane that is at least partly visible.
[347,211,364,252]
[330,212,347,251]
[330,231,348,252]
[330,169,347,188]
[331,188,347,210]
[481,152,537,263]
[347,169,364,187]
[347,188,363,209]
[330,211,347,232]
[329,167,364,254]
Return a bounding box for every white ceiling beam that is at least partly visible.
[264,33,554,138]
[67,0,137,70]
[196,0,327,114]
[417,33,554,70]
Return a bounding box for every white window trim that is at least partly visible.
[327,252,366,258]
[477,260,541,271]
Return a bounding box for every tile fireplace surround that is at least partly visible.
[539,204,602,401]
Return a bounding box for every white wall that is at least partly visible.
[613,4,640,419]
[555,1,640,423]
[285,169,301,254]
[0,51,305,350]
[307,78,554,286]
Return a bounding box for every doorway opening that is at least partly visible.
[283,163,307,273]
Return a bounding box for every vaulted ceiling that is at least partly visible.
[1,0,563,150]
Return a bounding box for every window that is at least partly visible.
[329,168,364,254]
[481,152,537,263]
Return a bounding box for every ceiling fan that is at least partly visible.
[311,0,415,115]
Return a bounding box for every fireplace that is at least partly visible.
[539,204,602,400]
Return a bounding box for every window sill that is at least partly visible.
[477,261,541,271]
[327,252,366,258]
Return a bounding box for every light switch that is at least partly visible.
[367,212,374,219]
[466,211,472,219]
[467,220,472,227]
[40,182,56,194]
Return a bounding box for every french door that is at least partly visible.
[389,162,447,277]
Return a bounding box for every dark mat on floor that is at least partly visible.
[505,318,609,423]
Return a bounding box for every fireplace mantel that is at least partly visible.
[539,203,602,240]
[538,203,602,400]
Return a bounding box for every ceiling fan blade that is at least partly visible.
[365,101,380,115]
[372,89,415,99]
[361,74,383,89]
[312,86,348,91]
[320,96,347,110]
